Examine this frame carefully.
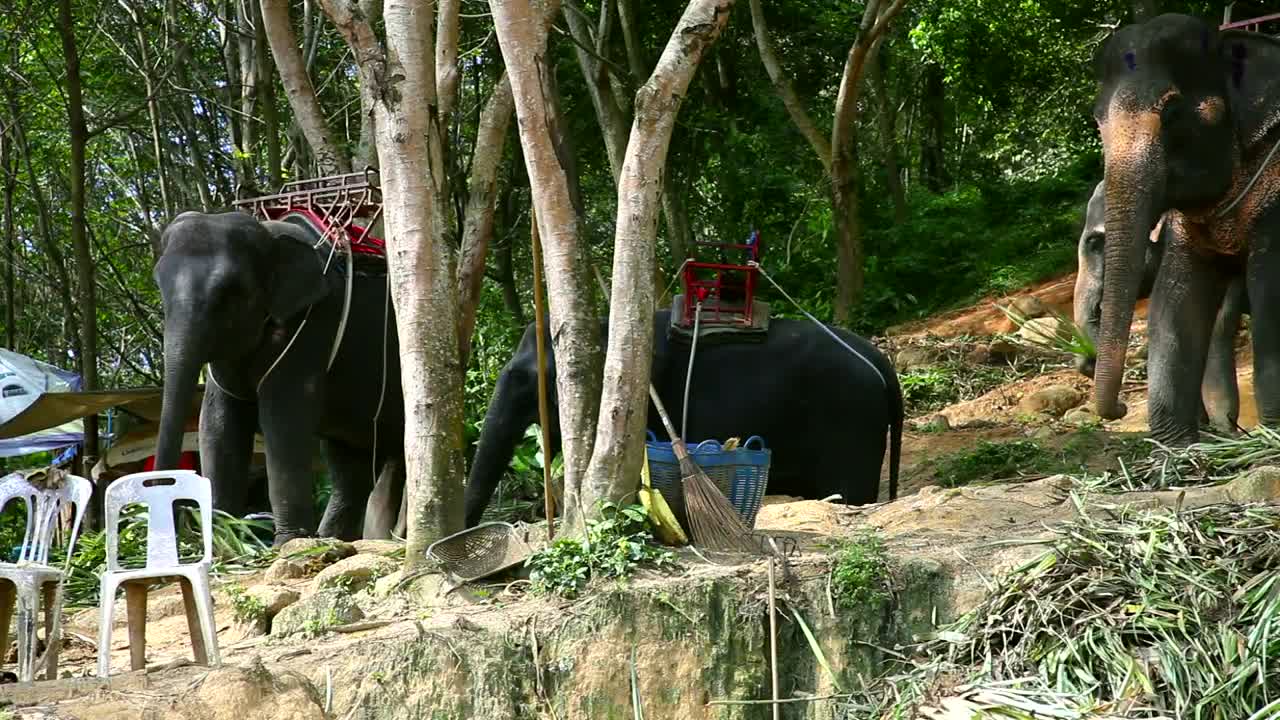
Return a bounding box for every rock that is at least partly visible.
[1226,466,1280,502]
[246,584,301,618]
[166,658,326,720]
[311,553,397,594]
[1029,425,1057,441]
[988,338,1021,360]
[1009,295,1047,319]
[1016,317,1065,346]
[915,414,950,433]
[1062,407,1099,427]
[1019,385,1083,417]
[279,537,357,563]
[965,344,994,365]
[264,557,307,582]
[272,588,365,638]
[373,569,404,598]
[895,346,938,371]
[352,539,404,556]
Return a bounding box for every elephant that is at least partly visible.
[463,309,904,527]
[1088,13,1280,445]
[1072,179,1250,431]
[151,209,406,545]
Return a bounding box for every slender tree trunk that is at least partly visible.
[6,93,80,363]
[747,0,832,174]
[234,0,259,189]
[1,131,15,351]
[261,0,351,175]
[1131,0,1158,22]
[869,48,906,223]
[123,2,176,218]
[920,63,947,193]
[58,0,99,465]
[581,0,736,513]
[829,0,908,325]
[490,0,603,532]
[255,0,283,187]
[319,0,466,569]
[457,76,515,367]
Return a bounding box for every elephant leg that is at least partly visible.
[1146,243,1230,446]
[1201,276,1246,433]
[258,384,322,545]
[1249,233,1280,429]
[362,453,404,540]
[198,379,257,517]
[317,438,377,541]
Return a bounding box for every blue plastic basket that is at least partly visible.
[644,431,771,530]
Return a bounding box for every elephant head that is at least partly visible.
[151,211,329,474]
[1089,14,1280,419]
[1071,179,1169,378]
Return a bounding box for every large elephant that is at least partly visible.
[1089,14,1280,444]
[1072,179,1250,431]
[463,310,904,527]
[152,210,405,545]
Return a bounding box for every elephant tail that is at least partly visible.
[888,373,903,502]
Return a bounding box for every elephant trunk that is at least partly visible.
[463,370,540,527]
[154,306,209,471]
[1094,143,1165,420]
[1072,259,1101,378]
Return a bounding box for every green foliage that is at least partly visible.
[526,502,674,599]
[898,362,1018,417]
[935,439,1055,487]
[829,530,891,611]
[225,583,268,625]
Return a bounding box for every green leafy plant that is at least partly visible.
[995,302,1096,359]
[829,530,891,610]
[225,582,267,625]
[934,439,1053,487]
[526,502,674,599]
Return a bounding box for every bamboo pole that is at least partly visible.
[531,211,555,542]
[768,556,780,720]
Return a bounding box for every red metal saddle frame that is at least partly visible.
[234,170,387,258]
[680,230,761,328]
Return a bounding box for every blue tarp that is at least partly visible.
[0,348,83,458]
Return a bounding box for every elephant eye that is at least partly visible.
[1087,233,1105,251]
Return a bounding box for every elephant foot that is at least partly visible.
[271,530,314,548]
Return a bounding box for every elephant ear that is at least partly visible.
[1221,30,1280,149]
[265,222,330,323]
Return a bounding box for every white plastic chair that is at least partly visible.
[0,470,92,683]
[96,470,221,678]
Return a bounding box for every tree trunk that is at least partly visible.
[58,0,99,467]
[869,48,906,223]
[5,92,80,364]
[747,0,832,174]
[580,0,736,514]
[490,0,603,532]
[1131,0,1158,22]
[457,76,515,367]
[920,62,947,193]
[262,0,351,175]
[828,0,908,325]
[255,0,283,188]
[234,0,259,190]
[1,131,15,351]
[319,0,467,570]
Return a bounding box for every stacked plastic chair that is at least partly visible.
[0,470,92,683]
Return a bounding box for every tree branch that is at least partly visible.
[747,0,831,173]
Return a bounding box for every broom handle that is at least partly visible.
[649,385,683,446]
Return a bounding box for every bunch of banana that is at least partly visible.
[639,454,688,546]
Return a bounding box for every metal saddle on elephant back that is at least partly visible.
[667,229,771,346]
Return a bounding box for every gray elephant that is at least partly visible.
[1072,179,1250,431]
[464,309,904,527]
[1089,14,1280,444]
[152,210,405,545]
